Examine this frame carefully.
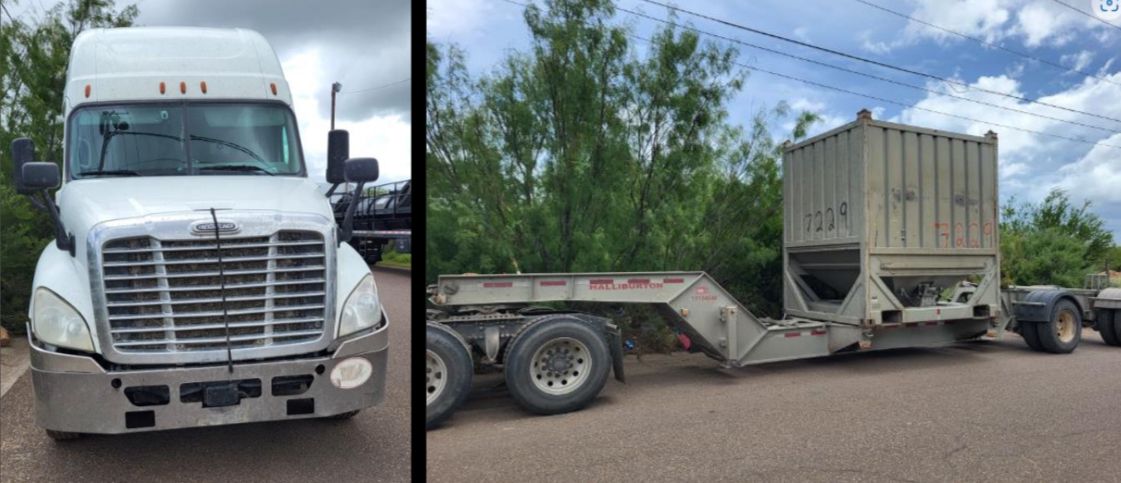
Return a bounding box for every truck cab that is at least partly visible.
[9,27,388,439]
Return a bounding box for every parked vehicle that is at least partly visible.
[425,110,1121,429]
[9,27,389,440]
[330,179,412,264]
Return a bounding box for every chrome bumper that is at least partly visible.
[28,312,389,434]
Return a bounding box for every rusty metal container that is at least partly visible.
[781,110,1001,327]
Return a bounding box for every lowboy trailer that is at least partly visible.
[424,111,1121,429]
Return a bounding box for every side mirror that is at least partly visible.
[326,129,349,184]
[10,138,37,194]
[344,157,379,183]
[22,162,61,190]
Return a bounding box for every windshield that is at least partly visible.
[67,102,305,179]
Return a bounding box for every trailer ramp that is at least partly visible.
[434,272,835,367]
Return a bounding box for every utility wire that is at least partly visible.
[1049,0,1121,32]
[624,34,1121,151]
[614,3,1119,135]
[496,0,1121,151]
[342,78,410,94]
[852,0,1121,87]
[636,0,1121,125]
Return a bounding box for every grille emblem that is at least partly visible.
[191,220,240,236]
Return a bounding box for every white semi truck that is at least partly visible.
[8,27,388,439]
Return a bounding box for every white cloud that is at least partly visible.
[1056,132,1121,202]
[892,0,1113,49]
[1060,50,1095,73]
[427,0,494,38]
[283,50,411,185]
[904,0,1012,44]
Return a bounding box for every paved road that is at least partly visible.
[427,331,1121,482]
[0,267,411,482]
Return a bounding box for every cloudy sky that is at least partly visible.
[428,0,1121,239]
[12,0,412,184]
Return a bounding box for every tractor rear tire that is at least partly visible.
[1020,320,1044,352]
[1096,309,1121,347]
[426,324,474,429]
[1036,299,1081,354]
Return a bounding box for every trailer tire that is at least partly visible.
[1020,320,1044,352]
[426,325,473,429]
[503,317,610,415]
[1097,309,1120,347]
[1036,299,1081,354]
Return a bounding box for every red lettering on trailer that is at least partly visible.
[784,332,802,338]
[664,278,684,284]
[483,282,513,288]
[539,281,566,287]
[691,285,718,302]
[810,329,827,336]
[588,279,664,291]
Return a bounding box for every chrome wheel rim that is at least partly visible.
[426,349,448,406]
[530,337,591,395]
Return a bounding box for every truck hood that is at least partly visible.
[58,176,334,246]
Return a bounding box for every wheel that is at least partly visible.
[325,410,360,420]
[1020,320,1043,352]
[426,324,473,429]
[503,316,610,415]
[45,430,81,441]
[1036,299,1081,354]
[1097,309,1121,347]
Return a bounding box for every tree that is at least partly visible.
[0,0,137,332]
[1000,189,1115,287]
[426,0,824,322]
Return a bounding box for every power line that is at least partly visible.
[636,0,1121,126]
[1049,0,1121,32]
[495,0,1121,151]
[613,3,1119,135]
[852,0,1121,87]
[623,34,1121,151]
[342,78,410,94]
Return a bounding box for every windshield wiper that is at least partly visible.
[77,169,141,177]
[189,135,268,165]
[198,165,274,176]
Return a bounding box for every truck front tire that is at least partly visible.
[503,316,610,415]
[1096,309,1120,346]
[1035,299,1081,354]
[426,324,473,429]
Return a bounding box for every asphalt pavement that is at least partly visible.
[427,330,1121,482]
[0,267,412,483]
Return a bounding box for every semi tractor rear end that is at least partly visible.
[425,110,1121,428]
[9,27,389,439]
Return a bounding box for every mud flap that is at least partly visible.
[605,323,625,383]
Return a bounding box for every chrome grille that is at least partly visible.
[101,231,327,353]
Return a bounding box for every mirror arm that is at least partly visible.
[34,189,75,256]
[325,182,340,198]
[337,181,366,245]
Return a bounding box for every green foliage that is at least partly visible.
[0,0,137,332]
[426,0,822,324]
[1000,189,1115,286]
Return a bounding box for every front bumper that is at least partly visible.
[28,312,389,434]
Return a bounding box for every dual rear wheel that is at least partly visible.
[1096,309,1121,347]
[425,317,611,429]
[1021,299,1082,353]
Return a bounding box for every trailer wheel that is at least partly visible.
[1036,299,1082,353]
[503,317,610,415]
[1020,320,1043,351]
[1096,309,1120,347]
[426,325,473,429]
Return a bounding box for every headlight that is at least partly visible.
[32,288,94,352]
[338,274,381,337]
